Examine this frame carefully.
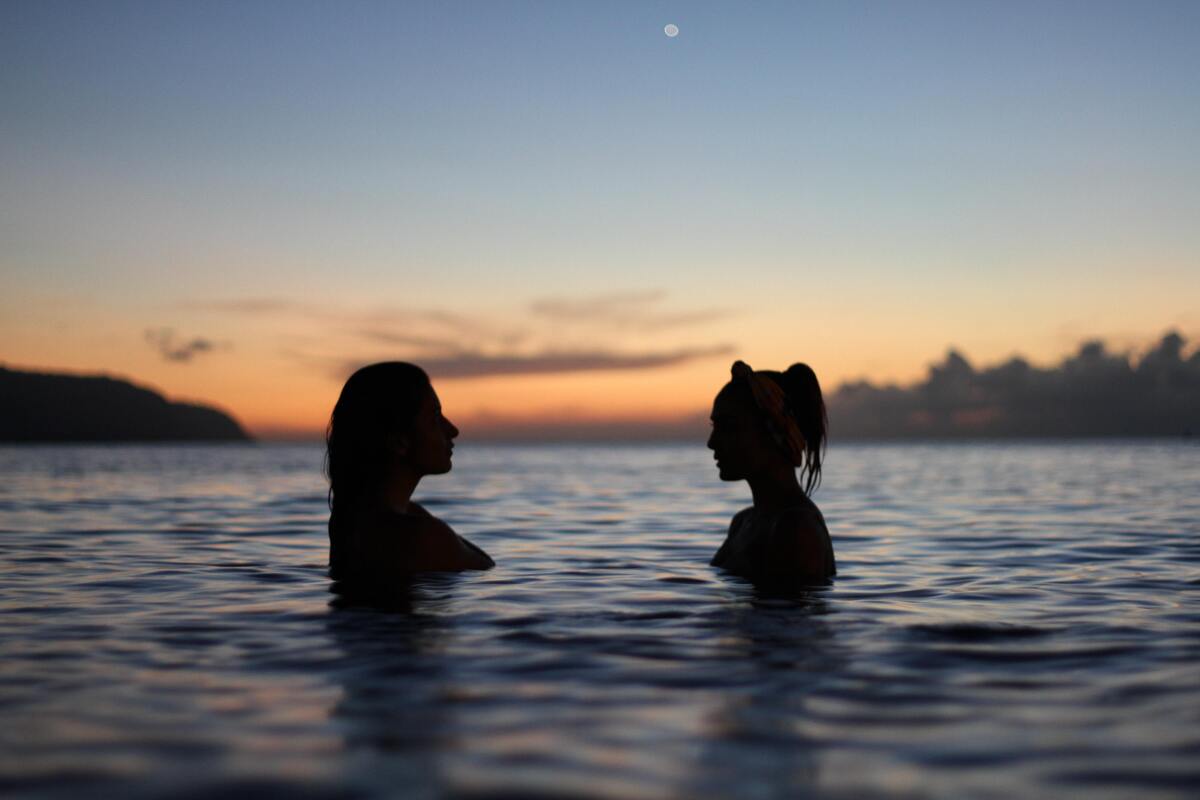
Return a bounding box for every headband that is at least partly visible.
[730,360,807,466]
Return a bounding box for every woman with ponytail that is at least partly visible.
[707,361,836,581]
[325,362,493,581]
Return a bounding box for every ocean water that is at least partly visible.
[0,441,1197,799]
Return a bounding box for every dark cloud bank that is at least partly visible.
[830,332,1199,439]
[469,332,1199,442]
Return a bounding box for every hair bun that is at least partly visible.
[785,362,819,387]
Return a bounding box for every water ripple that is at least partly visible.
[0,441,1197,799]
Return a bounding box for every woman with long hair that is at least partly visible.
[325,362,493,579]
[707,360,835,581]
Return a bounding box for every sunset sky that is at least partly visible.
[3,1,1198,437]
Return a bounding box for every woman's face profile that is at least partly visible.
[398,386,459,476]
[707,384,776,482]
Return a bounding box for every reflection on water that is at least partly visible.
[684,588,837,799]
[0,442,1198,799]
[327,579,454,796]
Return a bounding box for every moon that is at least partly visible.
[664,24,679,38]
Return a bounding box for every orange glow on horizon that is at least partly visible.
[4,295,1196,440]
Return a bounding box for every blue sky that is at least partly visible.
[2,1,1198,433]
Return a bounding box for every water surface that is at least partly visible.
[1,442,1198,798]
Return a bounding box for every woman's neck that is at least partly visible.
[748,470,806,515]
[382,468,421,514]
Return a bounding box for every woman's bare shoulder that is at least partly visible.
[767,502,834,577]
[412,526,494,571]
[772,502,828,535]
[346,506,492,572]
[711,507,754,567]
[727,507,754,530]
[406,500,435,519]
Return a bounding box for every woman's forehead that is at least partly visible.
[408,385,438,415]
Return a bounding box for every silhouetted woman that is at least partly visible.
[707,361,835,582]
[325,362,493,580]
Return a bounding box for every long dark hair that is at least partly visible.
[324,362,431,560]
[746,363,828,494]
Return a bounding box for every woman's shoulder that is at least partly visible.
[772,496,828,532]
[352,501,445,531]
[335,502,450,556]
[728,506,754,528]
[371,504,459,544]
[768,498,835,577]
[334,504,491,573]
[405,500,435,519]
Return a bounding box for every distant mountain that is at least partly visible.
[0,366,250,442]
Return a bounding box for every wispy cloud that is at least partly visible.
[530,290,729,331]
[183,298,303,314]
[354,329,466,353]
[419,345,735,379]
[189,297,530,348]
[464,408,710,441]
[308,344,733,381]
[144,328,223,363]
[190,290,733,380]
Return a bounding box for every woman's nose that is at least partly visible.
[446,418,459,439]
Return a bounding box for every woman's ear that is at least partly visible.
[388,431,410,457]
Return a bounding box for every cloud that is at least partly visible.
[144,328,223,363]
[189,296,530,348]
[183,298,302,314]
[530,289,665,318]
[829,331,1200,438]
[463,408,710,442]
[354,312,530,351]
[530,290,729,330]
[322,344,734,381]
[354,329,468,354]
[190,291,734,380]
[422,345,735,379]
[190,291,724,334]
